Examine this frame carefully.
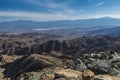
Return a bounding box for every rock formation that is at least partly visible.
[3,54,62,79]
[0,34,120,80]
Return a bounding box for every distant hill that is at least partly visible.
[0,17,120,31]
[88,26,120,35]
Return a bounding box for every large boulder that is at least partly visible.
[111,59,120,71]
[87,58,110,74]
[55,69,83,80]
[74,59,87,71]
[82,69,95,80]
[109,59,120,75]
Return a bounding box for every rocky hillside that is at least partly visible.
[1,35,120,56]
[0,33,62,55]
[1,50,120,80]
[0,34,120,80]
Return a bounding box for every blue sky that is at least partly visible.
[0,0,120,22]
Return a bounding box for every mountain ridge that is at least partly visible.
[0,17,120,31]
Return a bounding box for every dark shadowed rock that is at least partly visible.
[87,58,111,74]
[3,54,62,78]
[74,59,87,71]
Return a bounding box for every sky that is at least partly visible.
[0,0,120,22]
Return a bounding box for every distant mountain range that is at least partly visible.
[1,17,120,31]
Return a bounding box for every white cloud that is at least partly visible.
[0,10,120,22]
[0,11,83,21]
[95,1,104,6]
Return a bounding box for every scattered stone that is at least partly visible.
[109,68,120,76]
[94,75,120,80]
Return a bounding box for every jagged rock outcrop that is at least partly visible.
[0,55,22,64]
[3,54,62,79]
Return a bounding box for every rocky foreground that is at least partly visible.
[0,33,120,80]
[0,51,120,80]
